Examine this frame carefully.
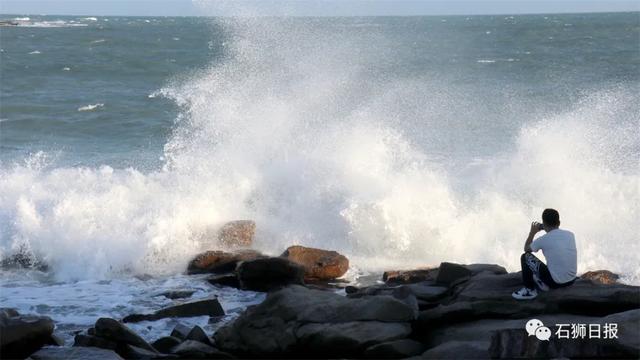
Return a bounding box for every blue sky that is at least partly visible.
[1,0,638,17]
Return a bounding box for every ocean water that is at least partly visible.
[1,13,639,341]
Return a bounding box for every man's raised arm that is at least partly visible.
[524,222,542,252]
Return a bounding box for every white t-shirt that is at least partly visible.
[530,228,577,284]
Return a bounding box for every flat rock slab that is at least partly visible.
[29,346,124,360]
[450,272,640,317]
[123,298,225,323]
[417,273,640,327]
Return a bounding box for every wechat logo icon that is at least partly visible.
[526,319,552,341]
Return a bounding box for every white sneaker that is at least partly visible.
[512,287,538,300]
[533,274,550,292]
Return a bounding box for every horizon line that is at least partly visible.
[1,10,639,18]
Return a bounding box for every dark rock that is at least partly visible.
[463,263,507,276]
[218,220,255,248]
[0,252,48,271]
[187,249,264,275]
[29,346,124,360]
[123,344,172,359]
[236,257,305,291]
[171,340,234,359]
[0,308,55,359]
[383,264,507,286]
[48,333,65,346]
[489,309,640,359]
[420,341,489,359]
[94,318,156,352]
[383,268,438,285]
[123,298,225,323]
[401,282,448,302]
[151,336,182,354]
[207,274,240,289]
[74,334,118,350]
[581,270,620,285]
[435,262,473,286]
[280,245,349,280]
[155,290,196,300]
[364,338,425,358]
[170,324,191,340]
[214,285,416,356]
[295,321,412,356]
[417,272,640,327]
[185,325,213,347]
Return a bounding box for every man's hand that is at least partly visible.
[530,221,542,235]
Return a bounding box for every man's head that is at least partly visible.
[541,208,560,232]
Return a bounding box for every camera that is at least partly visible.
[537,223,544,231]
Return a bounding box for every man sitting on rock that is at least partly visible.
[512,208,577,300]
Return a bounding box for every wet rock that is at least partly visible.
[420,340,489,359]
[236,257,305,291]
[488,309,640,359]
[280,245,349,280]
[94,318,156,352]
[218,220,255,248]
[435,262,473,286]
[171,340,234,359]
[383,268,438,285]
[0,308,55,359]
[187,249,264,275]
[214,285,416,356]
[581,270,620,285]
[29,346,124,360]
[151,336,182,354]
[207,274,240,289]
[185,325,213,347]
[74,334,118,350]
[364,338,426,358]
[123,298,225,323]
[170,324,191,340]
[155,290,196,300]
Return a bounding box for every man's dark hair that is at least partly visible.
[542,208,560,227]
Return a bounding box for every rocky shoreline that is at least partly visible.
[2,221,639,359]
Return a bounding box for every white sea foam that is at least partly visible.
[28,50,41,55]
[477,59,495,63]
[0,18,638,285]
[0,272,264,343]
[90,39,106,44]
[83,17,98,21]
[19,20,88,28]
[13,17,30,21]
[77,103,104,112]
[62,67,71,71]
